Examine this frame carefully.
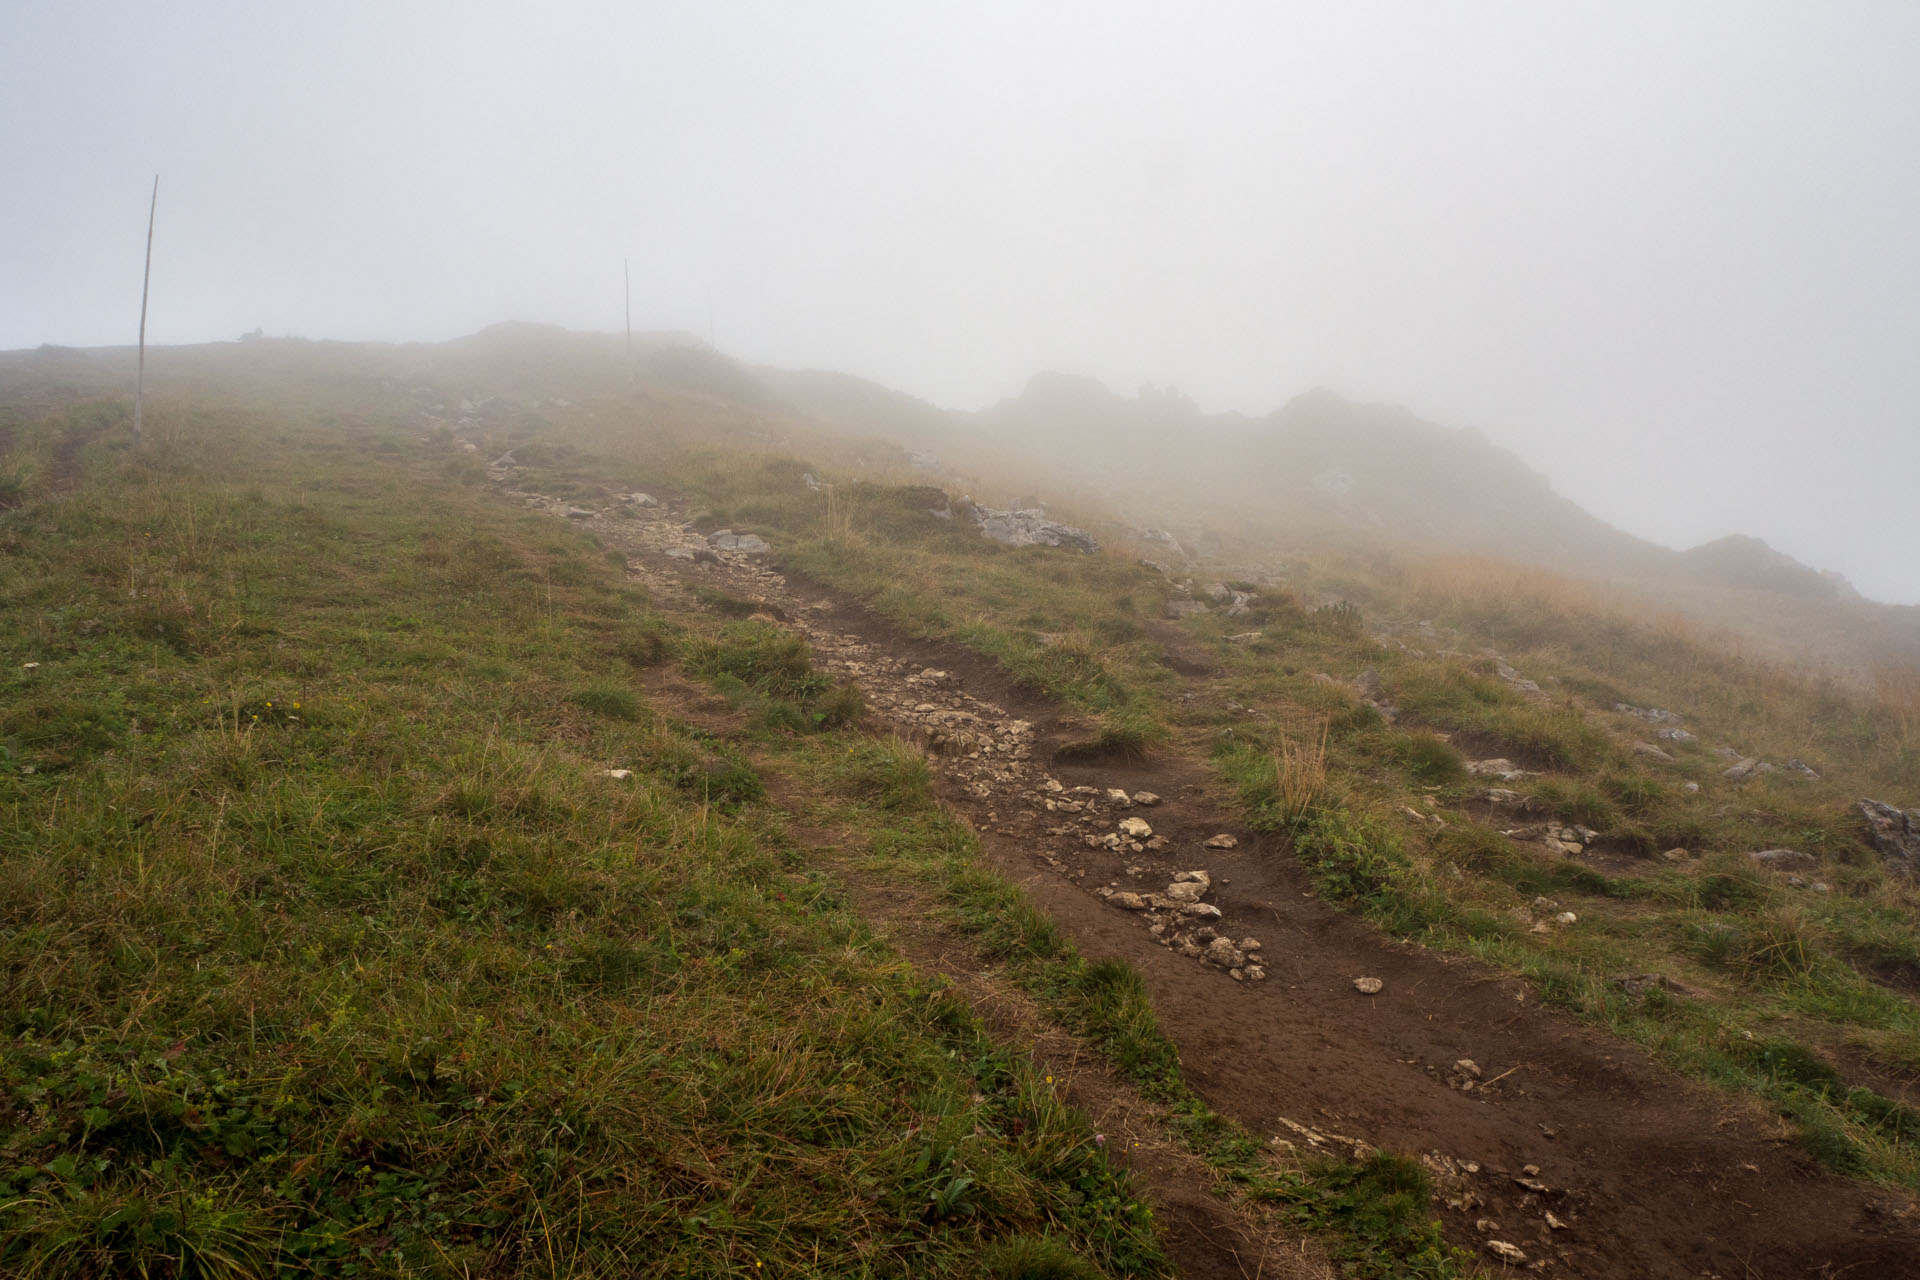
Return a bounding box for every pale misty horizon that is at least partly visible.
[4,2,1917,602]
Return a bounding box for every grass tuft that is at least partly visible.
[569,682,643,720]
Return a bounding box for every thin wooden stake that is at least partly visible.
[133,174,158,448]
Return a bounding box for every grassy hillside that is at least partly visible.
[8,335,1920,1274]
[0,398,1173,1277]
[473,365,1920,1189]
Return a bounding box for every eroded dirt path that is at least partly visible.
[522,486,1920,1279]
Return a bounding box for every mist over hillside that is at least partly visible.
[9,325,1912,678]
[758,342,1918,676]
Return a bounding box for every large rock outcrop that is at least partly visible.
[973,505,1098,554]
[1859,800,1920,877]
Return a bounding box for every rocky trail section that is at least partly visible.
[501,480,1920,1279]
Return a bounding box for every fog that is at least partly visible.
[5,2,1918,602]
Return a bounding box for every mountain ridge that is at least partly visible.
[3,326,1910,672]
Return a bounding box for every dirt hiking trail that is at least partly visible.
[528,485,1920,1279]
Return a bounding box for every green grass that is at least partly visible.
[0,401,1169,1278]
[1209,688,1920,1186]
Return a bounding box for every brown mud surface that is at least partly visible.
[519,481,1920,1279]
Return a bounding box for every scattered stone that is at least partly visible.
[1723,757,1764,782]
[1354,976,1384,994]
[1859,799,1920,876]
[708,530,773,554]
[1785,758,1821,780]
[1140,527,1186,558]
[1454,1058,1482,1079]
[1486,1240,1527,1264]
[1545,1211,1568,1230]
[1682,781,1700,793]
[1543,823,1586,856]
[1467,758,1532,781]
[1555,912,1578,927]
[1182,902,1223,920]
[621,492,658,506]
[974,504,1098,553]
[1118,816,1153,839]
[1656,725,1695,743]
[1203,833,1238,850]
[1244,965,1267,981]
[1495,661,1541,695]
[1132,790,1161,807]
[1273,1114,1373,1158]
[1204,936,1246,968]
[600,768,633,779]
[1164,880,1207,904]
[1401,804,1442,827]
[1109,892,1149,911]
[1478,787,1523,805]
[1632,742,1676,762]
[1614,973,1688,999]
[564,506,597,519]
[490,450,517,468]
[1661,847,1692,863]
[1615,703,1681,724]
[1749,848,1814,866]
[1105,788,1133,806]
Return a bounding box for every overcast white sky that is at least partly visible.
[5,2,1918,601]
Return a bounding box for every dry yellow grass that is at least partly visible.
[1269,716,1331,829]
[1875,660,1920,755]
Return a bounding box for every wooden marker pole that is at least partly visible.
[133,174,158,448]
